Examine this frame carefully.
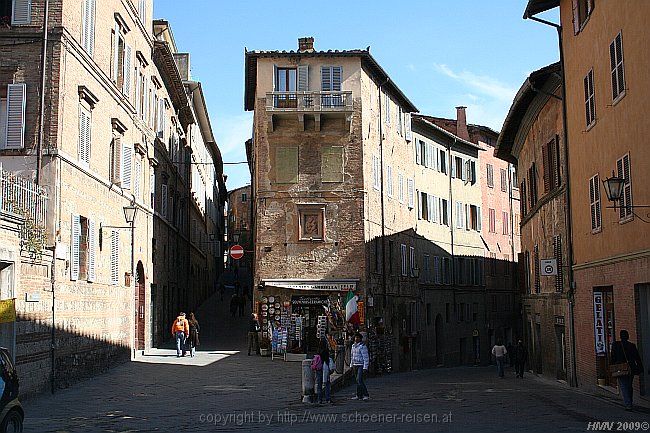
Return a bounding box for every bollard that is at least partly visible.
[335,344,344,374]
[301,359,314,403]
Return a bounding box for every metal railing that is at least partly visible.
[0,168,48,236]
[265,91,353,111]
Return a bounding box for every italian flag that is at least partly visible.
[345,291,360,325]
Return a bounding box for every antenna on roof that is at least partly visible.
[366,46,371,51]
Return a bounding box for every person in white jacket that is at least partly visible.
[350,333,370,400]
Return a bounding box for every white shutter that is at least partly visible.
[415,140,421,165]
[5,84,26,149]
[135,68,141,115]
[297,65,309,91]
[150,169,155,208]
[70,214,80,280]
[12,0,31,25]
[408,179,414,208]
[477,207,482,232]
[161,184,168,218]
[88,219,96,282]
[451,157,457,178]
[121,143,132,189]
[78,107,91,164]
[110,230,119,285]
[123,44,132,98]
[465,204,470,230]
[112,23,120,81]
[88,0,95,55]
[134,156,141,200]
[405,113,412,142]
[417,190,422,219]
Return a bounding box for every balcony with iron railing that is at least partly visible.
[0,167,48,240]
[265,91,353,112]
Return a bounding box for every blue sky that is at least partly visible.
[154,0,559,191]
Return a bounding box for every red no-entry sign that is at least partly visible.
[230,245,244,260]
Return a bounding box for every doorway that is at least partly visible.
[135,261,145,351]
[637,284,650,397]
[555,325,567,380]
[435,314,443,366]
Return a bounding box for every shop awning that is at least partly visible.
[262,279,358,291]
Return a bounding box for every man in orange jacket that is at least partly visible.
[171,312,189,357]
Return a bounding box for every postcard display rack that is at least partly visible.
[260,295,307,360]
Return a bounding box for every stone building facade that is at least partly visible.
[0,0,224,396]
[525,0,650,400]
[495,62,574,384]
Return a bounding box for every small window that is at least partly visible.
[400,244,407,276]
[487,164,494,188]
[439,149,447,174]
[502,211,509,235]
[398,173,405,203]
[241,193,247,203]
[500,168,507,192]
[610,32,625,101]
[409,246,416,277]
[584,69,596,127]
[488,208,496,233]
[298,207,324,241]
[407,179,415,209]
[81,0,96,56]
[573,0,594,33]
[372,155,381,190]
[386,165,393,197]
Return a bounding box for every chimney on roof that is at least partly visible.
[455,106,470,141]
[298,37,315,53]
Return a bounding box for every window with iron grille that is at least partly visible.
[610,32,625,101]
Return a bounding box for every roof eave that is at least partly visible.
[412,115,481,151]
[524,0,560,19]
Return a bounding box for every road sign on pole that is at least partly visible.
[540,259,558,276]
[230,244,244,260]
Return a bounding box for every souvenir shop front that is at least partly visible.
[256,279,361,356]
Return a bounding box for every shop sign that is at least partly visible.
[593,291,606,355]
[291,295,329,306]
[265,280,356,291]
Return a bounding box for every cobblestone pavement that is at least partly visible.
[24,291,650,432]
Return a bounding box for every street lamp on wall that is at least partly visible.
[123,205,137,225]
[602,174,625,203]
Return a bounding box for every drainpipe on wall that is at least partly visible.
[36,0,50,185]
[378,79,389,316]
[526,13,578,388]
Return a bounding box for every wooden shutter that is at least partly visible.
[554,235,563,292]
[617,154,632,219]
[70,214,80,280]
[297,65,309,91]
[470,161,476,184]
[12,0,31,24]
[542,142,550,193]
[121,143,132,189]
[78,107,91,164]
[82,0,95,55]
[88,219,96,282]
[415,140,421,165]
[123,44,132,98]
[276,146,298,183]
[5,83,26,149]
[112,23,120,81]
[161,184,168,217]
[321,146,343,183]
[571,0,580,34]
[110,230,119,285]
[321,66,331,91]
[332,66,342,91]
[405,113,412,142]
[111,136,122,184]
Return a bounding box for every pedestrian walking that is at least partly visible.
[188,312,200,357]
[230,293,239,318]
[514,339,527,378]
[314,339,333,404]
[247,313,260,356]
[492,339,507,378]
[350,333,370,401]
[171,312,189,358]
[238,292,247,318]
[610,330,644,411]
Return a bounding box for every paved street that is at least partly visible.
[24,292,649,433]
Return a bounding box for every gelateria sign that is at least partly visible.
[264,280,357,291]
[593,291,606,355]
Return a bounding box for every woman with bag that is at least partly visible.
[610,330,643,411]
[188,313,200,357]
